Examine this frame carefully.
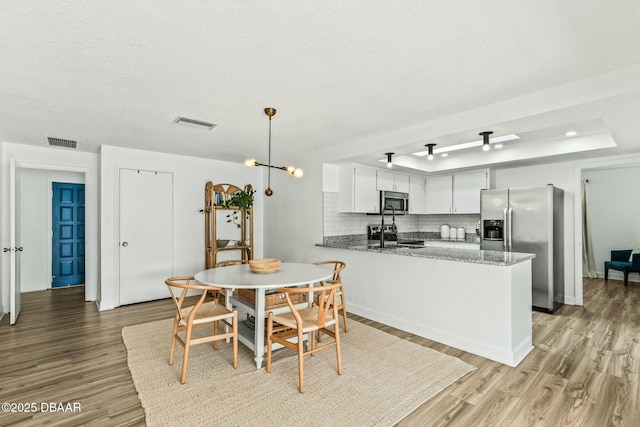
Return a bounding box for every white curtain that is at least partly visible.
[582,180,598,278]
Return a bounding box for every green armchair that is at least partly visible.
[604,249,640,287]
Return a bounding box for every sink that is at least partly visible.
[367,244,419,250]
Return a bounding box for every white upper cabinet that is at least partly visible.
[453,170,488,213]
[376,170,410,193]
[425,169,489,214]
[408,174,426,214]
[425,175,453,214]
[338,164,379,213]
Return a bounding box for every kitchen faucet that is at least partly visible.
[380,204,396,248]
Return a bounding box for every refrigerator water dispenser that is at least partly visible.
[483,220,504,240]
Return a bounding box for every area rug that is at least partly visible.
[122,318,475,427]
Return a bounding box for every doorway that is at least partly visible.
[17,170,86,293]
[9,164,92,325]
[51,182,85,288]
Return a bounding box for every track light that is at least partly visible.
[385,152,394,168]
[480,131,493,151]
[425,143,436,160]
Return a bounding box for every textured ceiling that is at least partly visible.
[1,1,640,173]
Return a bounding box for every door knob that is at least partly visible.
[3,248,9,252]
[122,242,128,247]
[16,247,23,251]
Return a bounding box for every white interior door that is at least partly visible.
[9,159,21,324]
[119,169,173,305]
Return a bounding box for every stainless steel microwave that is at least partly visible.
[380,191,409,214]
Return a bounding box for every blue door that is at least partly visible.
[52,182,85,287]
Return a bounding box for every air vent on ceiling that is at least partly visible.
[47,136,78,149]
[174,116,217,130]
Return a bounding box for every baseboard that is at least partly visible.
[349,303,532,367]
[596,270,640,283]
[95,299,115,311]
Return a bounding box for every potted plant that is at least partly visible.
[200,188,254,228]
[225,189,255,228]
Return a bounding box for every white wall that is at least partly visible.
[0,145,3,319]
[263,157,326,262]
[99,145,263,310]
[18,169,84,292]
[583,165,640,282]
[0,142,99,315]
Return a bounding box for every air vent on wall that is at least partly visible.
[47,136,78,149]
[174,116,217,130]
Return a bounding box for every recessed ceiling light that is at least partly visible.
[565,131,577,137]
[494,143,503,149]
[441,153,449,157]
[413,133,519,156]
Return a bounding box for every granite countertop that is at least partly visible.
[316,241,535,267]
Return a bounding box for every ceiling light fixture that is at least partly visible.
[425,143,436,160]
[244,107,303,197]
[413,134,519,156]
[480,131,493,151]
[565,131,577,137]
[385,152,394,168]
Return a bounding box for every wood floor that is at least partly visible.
[1,277,638,426]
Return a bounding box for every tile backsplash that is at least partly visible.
[323,192,480,237]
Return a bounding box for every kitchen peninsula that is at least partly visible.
[317,240,535,367]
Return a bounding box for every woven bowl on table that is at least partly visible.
[249,258,281,274]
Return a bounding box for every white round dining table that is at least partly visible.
[194,262,334,369]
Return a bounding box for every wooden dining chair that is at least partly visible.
[165,276,238,384]
[214,259,250,267]
[266,281,342,393]
[313,260,348,332]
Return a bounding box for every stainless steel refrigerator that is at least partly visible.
[480,185,564,313]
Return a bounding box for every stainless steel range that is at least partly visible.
[367,225,424,247]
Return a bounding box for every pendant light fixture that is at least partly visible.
[244,107,303,197]
[385,152,394,168]
[480,131,493,151]
[425,143,436,160]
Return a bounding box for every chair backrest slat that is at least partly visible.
[165,276,222,323]
[215,259,250,267]
[313,260,346,282]
[280,282,340,328]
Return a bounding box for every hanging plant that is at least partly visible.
[228,189,254,210]
[225,189,255,228]
[199,189,254,227]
